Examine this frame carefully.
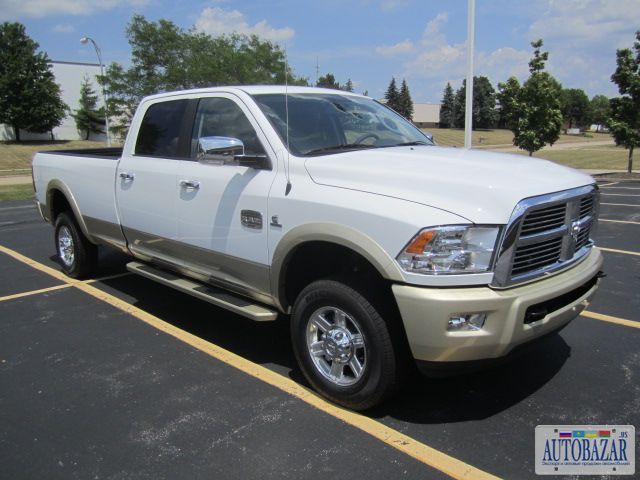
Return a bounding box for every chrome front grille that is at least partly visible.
[492,185,599,287]
[512,237,563,276]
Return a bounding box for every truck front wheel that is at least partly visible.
[54,212,97,279]
[291,279,398,410]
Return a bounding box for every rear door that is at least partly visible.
[116,97,194,265]
[173,94,277,299]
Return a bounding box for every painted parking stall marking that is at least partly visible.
[0,243,500,480]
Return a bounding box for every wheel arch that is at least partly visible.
[45,179,95,242]
[271,223,405,312]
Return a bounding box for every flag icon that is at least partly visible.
[573,431,585,438]
[585,431,598,438]
[559,432,572,438]
[599,430,611,438]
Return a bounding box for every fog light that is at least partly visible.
[447,313,487,331]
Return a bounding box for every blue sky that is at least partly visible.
[2,0,639,102]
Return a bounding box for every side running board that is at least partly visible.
[126,261,278,322]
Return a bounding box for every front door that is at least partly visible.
[174,94,277,299]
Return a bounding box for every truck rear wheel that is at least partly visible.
[291,279,398,410]
[54,212,97,279]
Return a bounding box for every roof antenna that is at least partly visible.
[284,45,292,196]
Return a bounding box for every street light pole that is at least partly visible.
[80,36,111,147]
[464,0,475,149]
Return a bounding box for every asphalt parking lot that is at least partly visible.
[1,181,639,480]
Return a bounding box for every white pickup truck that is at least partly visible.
[33,86,603,410]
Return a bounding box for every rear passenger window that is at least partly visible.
[135,100,188,158]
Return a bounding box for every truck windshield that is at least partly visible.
[252,93,433,156]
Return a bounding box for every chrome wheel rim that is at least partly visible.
[306,306,367,387]
[57,226,75,267]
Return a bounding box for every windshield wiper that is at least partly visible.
[305,143,380,155]
[381,140,430,148]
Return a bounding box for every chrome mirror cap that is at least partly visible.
[197,136,244,165]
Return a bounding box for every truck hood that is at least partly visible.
[304,146,595,224]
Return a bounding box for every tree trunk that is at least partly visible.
[629,146,634,174]
[529,151,533,157]
[13,126,20,142]
[85,130,90,141]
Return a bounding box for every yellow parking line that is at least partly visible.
[601,203,640,207]
[0,243,500,480]
[582,311,640,329]
[0,283,73,302]
[0,271,132,303]
[599,219,640,225]
[599,246,640,257]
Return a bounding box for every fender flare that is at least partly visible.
[270,223,405,311]
[45,179,96,243]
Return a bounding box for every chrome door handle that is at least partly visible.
[119,172,135,181]
[180,180,200,190]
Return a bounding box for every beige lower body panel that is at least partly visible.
[393,248,603,363]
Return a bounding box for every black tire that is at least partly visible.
[54,212,98,279]
[291,279,399,410]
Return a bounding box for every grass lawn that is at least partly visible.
[528,146,631,170]
[428,128,613,148]
[0,184,34,202]
[0,140,111,174]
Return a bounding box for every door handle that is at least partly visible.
[119,172,135,181]
[180,180,200,190]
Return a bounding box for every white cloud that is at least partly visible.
[423,12,448,40]
[51,24,76,33]
[375,39,414,57]
[380,0,408,11]
[529,0,640,48]
[0,0,149,18]
[195,7,294,42]
[526,0,640,96]
[476,47,531,84]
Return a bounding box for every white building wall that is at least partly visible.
[0,61,107,142]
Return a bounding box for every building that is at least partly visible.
[412,103,440,128]
[0,60,107,142]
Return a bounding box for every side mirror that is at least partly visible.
[197,136,244,165]
[197,136,269,169]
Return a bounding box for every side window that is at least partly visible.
[191,97,265,156]
[135,99,188,158]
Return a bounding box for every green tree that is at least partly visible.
[343,78,354,92]
[453,83,466,128]
[608,30,640,173]
[451,76,497,129]
[316,73,341,89]
[102,15,304,138]
[496,76,520,128]
[589,95,610,130]
[497,39,562,156]
[72,75,104,140]
[439,82,454,128]
[397,79,414,120]
[560,88,590,128]
[384,77,401,113]
[0,22,67,141]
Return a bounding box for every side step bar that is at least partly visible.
[126,261,278,322]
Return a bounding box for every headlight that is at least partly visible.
[396,225,500,274]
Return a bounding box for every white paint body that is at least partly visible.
[33,87,603,365]
[33,86,595,288]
